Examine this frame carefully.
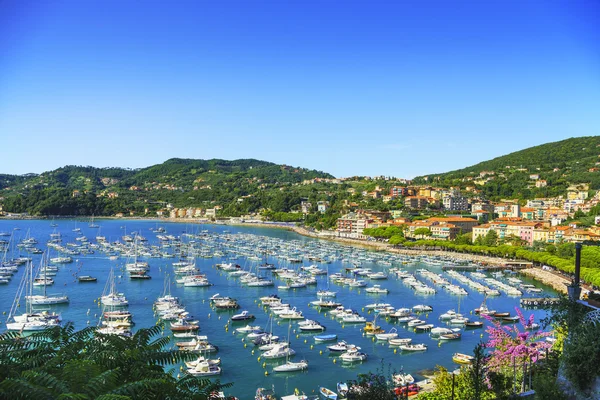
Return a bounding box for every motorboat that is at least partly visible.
[412,304,433,313]
[186,361,221,376]
[393,373,415,386]
[439,333,462,341]
[78,275,97,282]
[375,328,398,341]
[337,382,348,399]
[298,321,325,332]
[388,338,412,346]
[231,311,255,321]
[400,343,427,351]
[365,285,389,294]
[342,314,366,324]
[317,290,337,297]
[327,341,360,353]
[235,325,262,334]
[407,319,425,327]
[453,352,475,365]
[262,343,296,359]
[273,360,308,372]
[339,348,367,362]
[465,321,484,329]
[184,355,221,368]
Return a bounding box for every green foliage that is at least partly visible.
[483,230,498,247]
[0,159,333,217]
[0,323,233,400]
[346,363,397,400]
[413,228,432,238]
[363,226,404,239]
[412,136,600,200]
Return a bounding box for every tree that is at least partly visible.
[483,230,498,247]
[413,228,432,239]
[345,364,396,400]
[0,324,233,400]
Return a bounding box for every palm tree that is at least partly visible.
[0,323,233,400]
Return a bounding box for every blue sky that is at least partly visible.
[0,0,598,178]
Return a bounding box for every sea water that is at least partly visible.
[0,219,555,399]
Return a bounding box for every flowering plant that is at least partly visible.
[483,307,553,372]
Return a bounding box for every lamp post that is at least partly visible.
[567,242,582,301]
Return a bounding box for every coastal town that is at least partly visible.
[128,181,600,247]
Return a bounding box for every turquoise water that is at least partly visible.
[0,219,555,399]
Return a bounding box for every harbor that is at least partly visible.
[0,219,557,399]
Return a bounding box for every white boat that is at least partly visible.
[327,341,360,353]
[400,343,427,351]
[298,321,325,332]
[101,268,128,306]
[341,314,366,323]
[319,387,338,400]
[375,328,398,341]
[235,325,262,334]
[412,304,433,312]
[365,285,389,294]
[186,361,221,376]
[339,348,367,362]
[317,290,336,297]
[6,261,61,331]
[184,355,221,368]
[388,338,412,346]
[273,360,308,372]
[393,373,415,386]
[263,343,296,359]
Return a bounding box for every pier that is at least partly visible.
[520,297,560,307]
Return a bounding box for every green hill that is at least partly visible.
[413,136,600,200]
[0,159,334,216]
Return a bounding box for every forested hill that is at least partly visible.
[0,158,334,216]
[412,136,600,200]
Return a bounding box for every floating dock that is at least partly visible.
[520,297,560,307]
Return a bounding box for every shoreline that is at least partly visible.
[2,216,566,292]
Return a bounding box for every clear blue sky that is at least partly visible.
[1,0,598,178]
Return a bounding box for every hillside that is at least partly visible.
[413,136,600,200]
[0,158,334,216]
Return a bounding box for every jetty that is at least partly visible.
[520,297,560,307]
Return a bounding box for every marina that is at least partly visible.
[0,218,556,398]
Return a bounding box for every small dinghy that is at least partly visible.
[315,334,337,342]
[319,387,338,400]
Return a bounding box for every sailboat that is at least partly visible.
[89,215,100,228]
[6,260,62,331]
[26,253,69,305]
[317,264,337,297]
[101,268,128,306]
[273,320,308,372]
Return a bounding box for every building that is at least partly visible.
[317,201,330,213]
[336,212,370,239]
[404,196,437,210]
[442,191,469,211]
[389,186,408,198]
[301,201,312,214]
[473,221,542,245]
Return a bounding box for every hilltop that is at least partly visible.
[412,136,600,200]
[0,158,334,216]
